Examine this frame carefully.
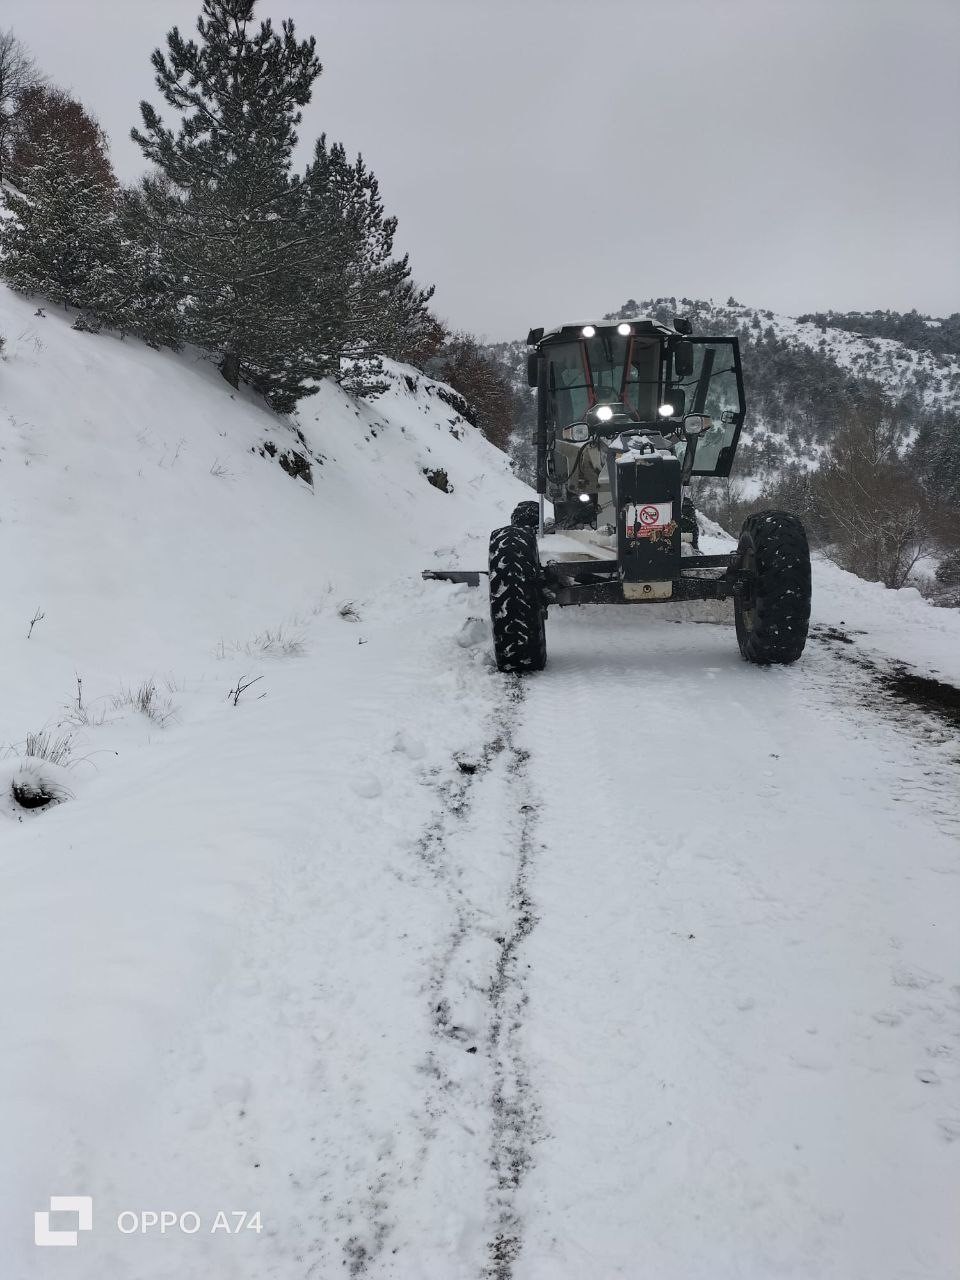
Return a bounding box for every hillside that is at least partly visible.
[0,286,526,732]
[2,283,959,1280]
[488,300,960,486]
[613,298,960,411]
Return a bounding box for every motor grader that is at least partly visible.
[428,315,811,673]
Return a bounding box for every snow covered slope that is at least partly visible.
[617,297,960,411]
[2,284,959,1280]
[0,286,525,737]
[491,298,960,486]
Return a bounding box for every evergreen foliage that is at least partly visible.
[0,134,182,348]
[301,136,433,396]
[131,0,327,410]
[2,3,436,412]
[0,135,114,308]
[797,308,960,360]
[912,406,960,508]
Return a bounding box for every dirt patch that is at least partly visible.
[813,625,855,645]
[880,670,960,728]
[813,625,960,735]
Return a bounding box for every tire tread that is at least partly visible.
[735,510,811,664]
[488,526,547,672]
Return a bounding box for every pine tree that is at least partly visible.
[302,136,434,395]
[131,0,331,410]
[0,134,114,309]
[1,131,182,347]
[106,182,185,348]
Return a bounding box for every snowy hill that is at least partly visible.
[2,283,960,1280]
[489,298,960,485]
[615,297,960,411]
[0,286,526,735]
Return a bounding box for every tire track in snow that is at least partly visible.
[344,676,541,1279]
[482,682,541,1280]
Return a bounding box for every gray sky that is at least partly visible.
[5,0,959,339]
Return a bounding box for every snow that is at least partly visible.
[729,304,960,411]
[1,283,959,1279]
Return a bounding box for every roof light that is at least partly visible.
[595,405,614,422]
[581,325,596,338]
[658,404,675,417]
[617,322,632,336]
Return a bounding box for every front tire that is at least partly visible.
[511,500,539,529]
[488,526,547,673]
[735,511,811,664]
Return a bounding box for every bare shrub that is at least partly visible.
[23,728,72,765]
[247,626,303,656]
[0,28,44,183]
[113,679,175,725]
[227,674,264,705]
[216,626,304,658]
[811,398,938,588]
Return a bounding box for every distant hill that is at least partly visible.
[795,308,960,360]
[483,298,960,487]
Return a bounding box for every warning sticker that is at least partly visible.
[625,502,673,539]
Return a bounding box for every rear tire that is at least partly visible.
[511,500,539,529]
[488,526,547,673]
[735,511,811,664]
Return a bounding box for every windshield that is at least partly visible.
[545,335,661,430]
[674,340,743,472]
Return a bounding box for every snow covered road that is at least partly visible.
[515,605,960,1280]
[7,568,960,1280]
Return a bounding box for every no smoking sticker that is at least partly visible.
[625,502,673,538]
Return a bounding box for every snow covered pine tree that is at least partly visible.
[0,134,116,314]
[131,0,330,411]
[302,136,434,396]
[0,83,182,347]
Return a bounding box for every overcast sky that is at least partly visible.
[4,0,958,339]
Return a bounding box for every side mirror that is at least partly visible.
[526,352,540,388]
[684,413,712,436]
[674,341,694,378]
